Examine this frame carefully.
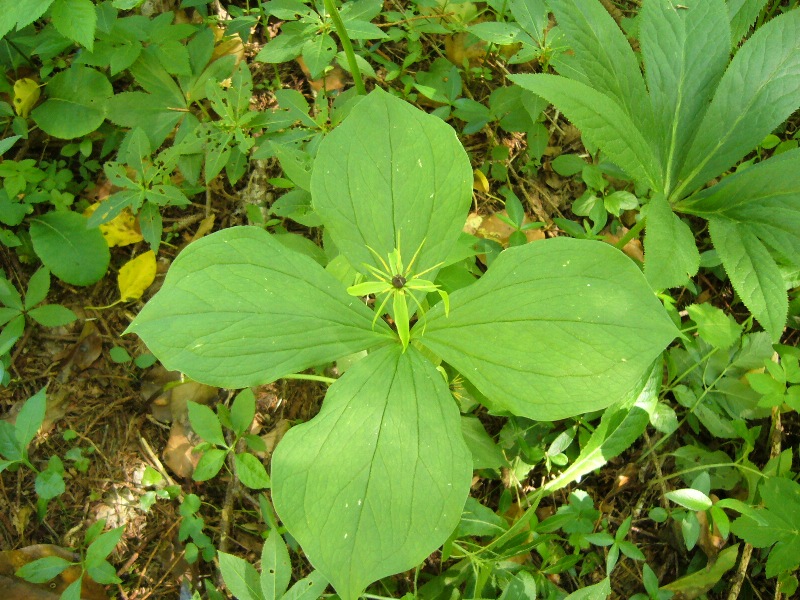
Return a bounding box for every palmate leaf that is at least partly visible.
[126,227,393,388]
[676,8,800,198]
[420,238,678,421]
[311,88,472,283]
[510,74,661,189]
[640,0,730,196]
[271,344,472,600]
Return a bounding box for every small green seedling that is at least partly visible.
[0,388,66,516]
[0,268,77,360]
[189,388,270,490]
[15,519,124,599]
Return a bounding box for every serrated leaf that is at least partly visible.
[677,9,800,197]
[51,0,97,51]
[678,147,800,267]
[31,66,112,139]
[272,345,472,600]
[644,193,700,290]
[640,0,730,195]
[709,218,787,341]
[218,551,263,600]
[261,530,291,600]
[510,0,548,44]
[686,303,743,350]
[235,453,270,489]
[188,402,226,446]
[29,211,110,286]
[727,0,769,45]
[312,88,472,286]
[127,227,392,389]
[511,74,661,189]
[118,251,157,302]
[421,238,678,421]
[549,0,650,130]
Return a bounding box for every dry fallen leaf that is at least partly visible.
[83,203,143,247]
[118,251,157,301]
[0,545,106,600]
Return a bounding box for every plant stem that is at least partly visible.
[614,214,646,250]
[281,373,337,385]
[323,0,366,95]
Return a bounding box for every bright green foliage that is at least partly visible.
[273,345,472,600]
[129,89,677,599]
[29,211,109,286]
[512,0,800,341]
[731,477,800,577]
[218,531,327,600]
[15,518,124,591]
[32,66,112,139]
[188,389,271,489]
[0,268,77,356]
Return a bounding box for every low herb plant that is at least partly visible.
[0,268,77,364]
[15,518,124,599]
[128,89,678,599]
[0,388,67,516]
[512,0,800,342]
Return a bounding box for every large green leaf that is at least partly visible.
[678,148,800,266]
[271,345,472,600]
[127,227,392,388]
[640,0,730,195]
[31,66,112,139]
[29,211,109,286]
[677,9,800,198]
[708,218,787,341]
[311,88,472,281]
[510,74,661,189]
[549,0,651,131]
[643,193,700,290]
[420,238,678,421]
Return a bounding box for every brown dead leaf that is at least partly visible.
[259,419,291,457]
[147,378,219,478]
[696,506,725,562]
[190,214,216,243]
[296,56,345,94]
[601,227,644,262]
[0,545,106,600]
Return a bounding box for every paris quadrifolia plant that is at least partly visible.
[347,235,449,349]
[126,89,678,599]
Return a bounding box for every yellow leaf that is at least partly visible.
[84,202,144,247]
[119,251,156,301]
[13,78,40,118]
